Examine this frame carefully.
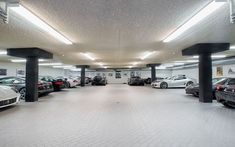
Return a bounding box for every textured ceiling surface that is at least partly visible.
[0,0,235,68]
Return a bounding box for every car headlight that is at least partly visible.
[11,87,19,93]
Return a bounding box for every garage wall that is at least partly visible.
[172,64,235,82]
[0,62,65,78]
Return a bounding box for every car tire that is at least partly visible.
[186,81,193,87]
[222,101,235,108]
[19,88,26,100]
[160,82,168,89]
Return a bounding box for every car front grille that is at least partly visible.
[0,97,17,107]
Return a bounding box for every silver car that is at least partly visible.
[151,75,196,89]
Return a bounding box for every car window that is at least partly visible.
[215,78,227,85]
[13,78,25,84]
[0,78,14,84]
[227,79,235,85]
[174,76,186,80]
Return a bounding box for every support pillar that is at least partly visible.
[81,66,85,87]
[182,43,230,103]
[147,64,160,82]
[7,47,53,102]
[26,57,39,102]
[76,65,90,87]
[199,53,212,102]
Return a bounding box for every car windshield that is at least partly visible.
[214,78,227,85]
[212,78,225,84]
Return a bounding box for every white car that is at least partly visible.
[66,77,80,88]
[151,75,196,89]
[0,85,20,108]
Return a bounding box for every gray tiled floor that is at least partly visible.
[0,84,235,147]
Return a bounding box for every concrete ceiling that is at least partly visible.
[0,0,235,68]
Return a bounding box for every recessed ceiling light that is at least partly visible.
[163,1,226,42]
[81,53,95,61]
[128,66,133,68]
[140,51,156,60]
[10,5,72,45]
[53,65,73,68]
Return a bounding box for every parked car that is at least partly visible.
[56,76,79,88]
[152,75,196,89]
[215,78,235,108]
[0,85,20,108]
[128,76,145,86]
[150,77,165,87]
[185,77,233,97]
[144,78,152,84]
[0,77,53,100]
[40,76,65,91]
[92,76,107,86]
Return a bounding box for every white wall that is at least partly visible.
[172,64,235,82]
[0,62,65,78]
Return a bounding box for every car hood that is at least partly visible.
[0,85,19,100]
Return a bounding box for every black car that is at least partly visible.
[92,76,107,86]
[0,77,53,100]
[40,76,65,91]
[185,77,234,97]
[215,78,235,108]
[128,76,145,86]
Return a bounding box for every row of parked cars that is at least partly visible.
[0,75,107,109]
[185,77,235,108]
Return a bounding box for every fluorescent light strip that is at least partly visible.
[53,65,73,68]
[141,51,156,60]
[10,5,72,45]
[81,53,95,61]
[39,63,62,66]
[230,45,235,49]
[11,59,45,62]
[163,1,226,42]
[0,51,7,55]
[193,55,227,59]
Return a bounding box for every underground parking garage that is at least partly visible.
[1,0,235,147]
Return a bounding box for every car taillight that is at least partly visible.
[216,85,222,91]
[55,81,63,85]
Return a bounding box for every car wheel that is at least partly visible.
[186,81,193,86]
[160,82,168,89]
[19,88,26,100]
[67,82,71,88]
[222,101,235,108]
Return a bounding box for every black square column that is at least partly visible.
[26,57,39,102]
[7,48,53,102]
[147,64,161,82]
[76,65,90,87]
[182,43,230,103]
[199,53,213,102]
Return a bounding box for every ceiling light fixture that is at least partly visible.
[163,0,226,42]
[140,51,156,60]
[0,51,7,55]
[193,55,227,59]
[53,65,73,68]
[11,59,45,63]
[174,63,184,65]
[230,45,235,49]
[10,5,72,45]
[81,53,95,61]
[155,66,166,69]
[39,63,62,66]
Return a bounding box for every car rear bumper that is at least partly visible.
[216,91,235,103]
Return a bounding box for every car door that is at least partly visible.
[172,76,187,87]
